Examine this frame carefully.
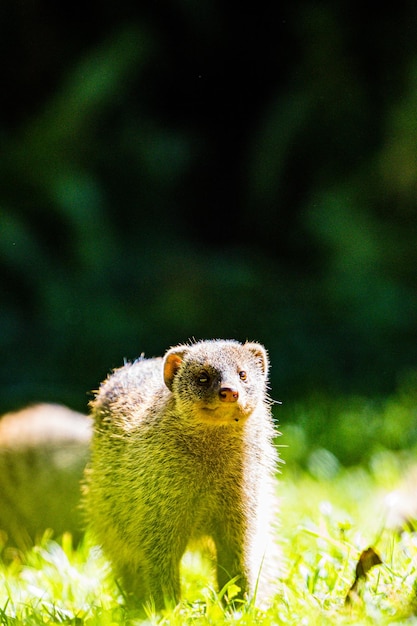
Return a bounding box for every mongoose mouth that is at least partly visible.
[196,404,249,425]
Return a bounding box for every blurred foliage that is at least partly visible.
[1,2,416,463]
[282,368,417,467]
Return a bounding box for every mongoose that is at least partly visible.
[0,403,91,551]
[84,339,279,610]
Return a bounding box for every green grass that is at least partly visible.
[2,378,417,624]
[2,449,417,625]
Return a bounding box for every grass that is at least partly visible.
[2,452,417,625]
[2,379,417,624]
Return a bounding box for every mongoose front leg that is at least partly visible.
[119,553,181,611]
[146,557,181,611]
[214,532,250,603]
[138,523,188,611]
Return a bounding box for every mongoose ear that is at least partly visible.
[244,342,269,376]
[163,349,187,391]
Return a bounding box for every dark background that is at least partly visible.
[1,2,416,440]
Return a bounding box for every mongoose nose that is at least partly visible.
[219,387,239,402]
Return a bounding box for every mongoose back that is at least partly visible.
[84,339,279,610]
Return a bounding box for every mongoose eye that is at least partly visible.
[197,371,211,385]
[239,371,247,381]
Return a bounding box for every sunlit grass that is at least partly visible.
[2,450,417,625]
[2,379,417,624]
[278,460,417,625]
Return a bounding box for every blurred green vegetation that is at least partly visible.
[1,3,416,464]
[283,368,417,468]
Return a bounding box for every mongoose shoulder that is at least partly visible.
[84,339,280,610]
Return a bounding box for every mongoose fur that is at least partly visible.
[84,339,279,610]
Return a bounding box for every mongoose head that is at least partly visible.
[163,339,269,426]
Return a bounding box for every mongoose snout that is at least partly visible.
[219,387,239,402]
